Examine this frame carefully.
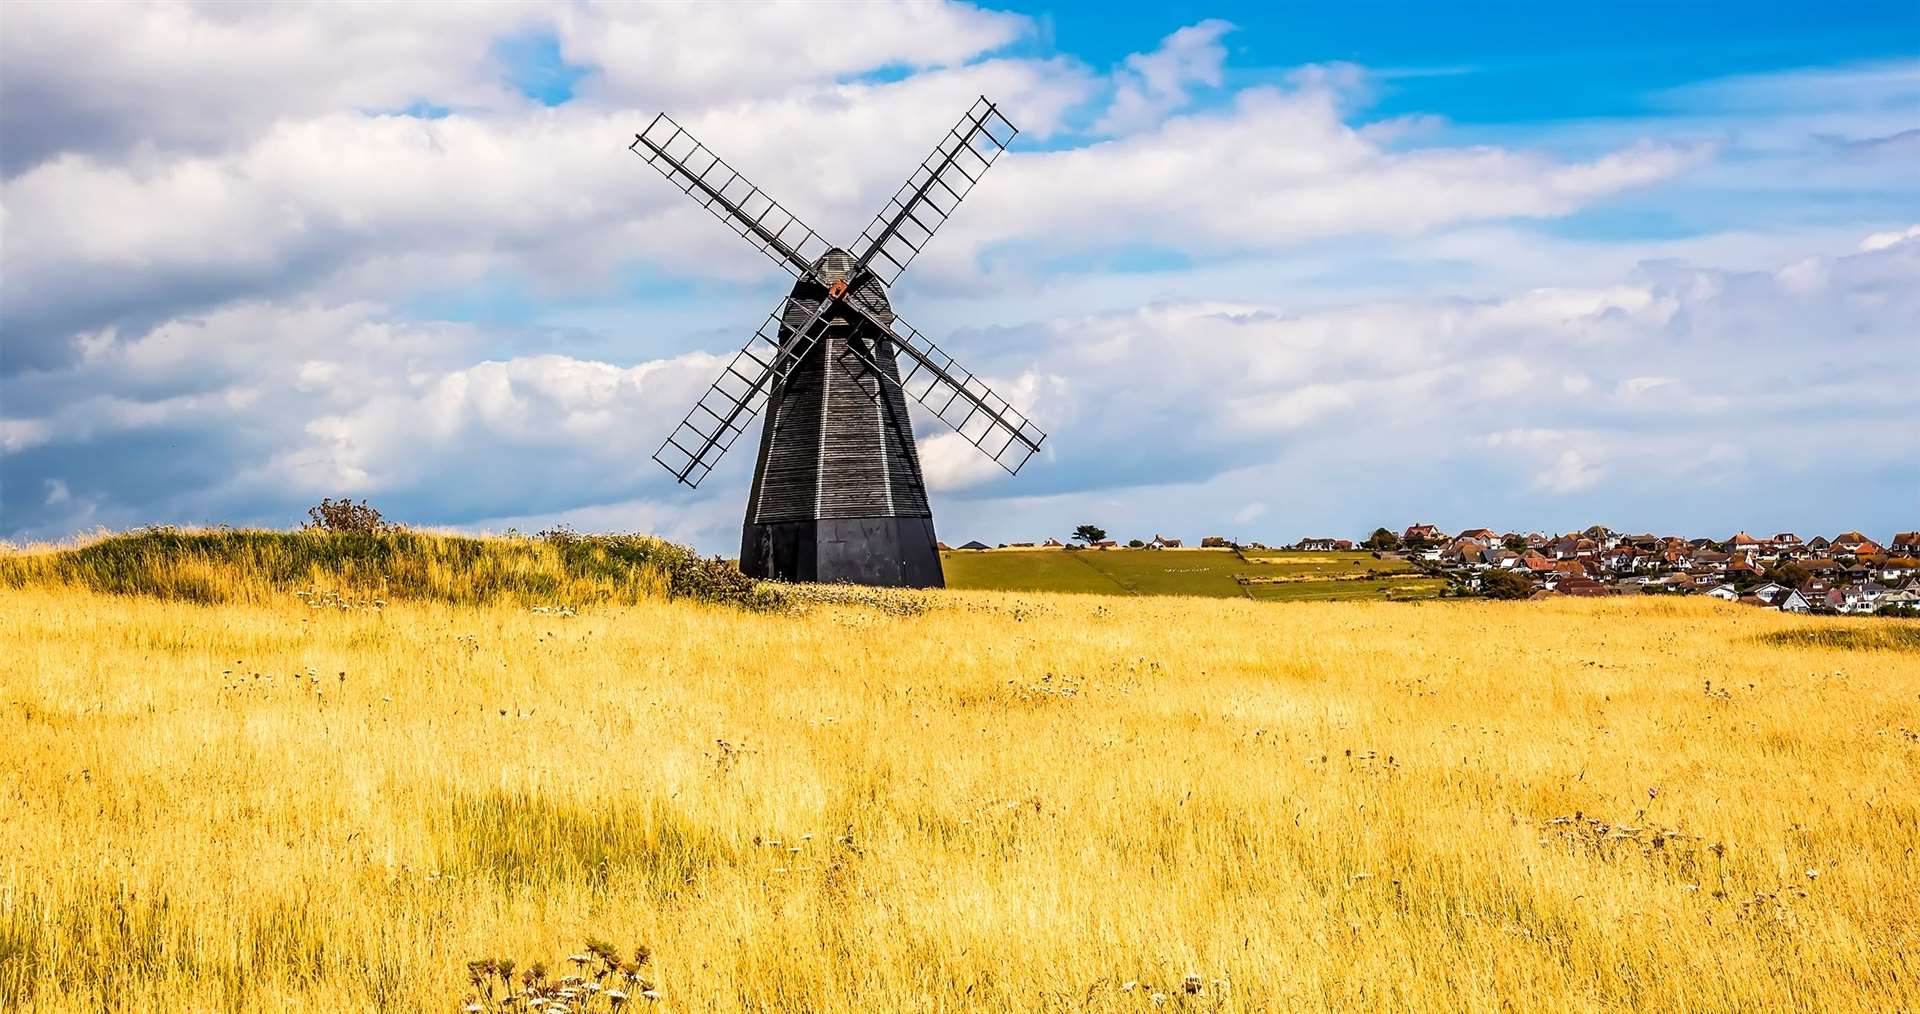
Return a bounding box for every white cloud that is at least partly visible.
[1860,224,1920,252]
[0,1,546,170]
[1092,20,1234,135]
[556,1,1031,108]
[1533,448,1604,494]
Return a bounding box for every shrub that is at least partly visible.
[1480,569,1536,600]
[303,498,391,534]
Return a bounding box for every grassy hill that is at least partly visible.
[941,547,1448,601]
[0,526,767,608]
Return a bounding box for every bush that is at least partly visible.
[1363,527,1400,551]
[1480,569,1536,600]
[303,498,391,534]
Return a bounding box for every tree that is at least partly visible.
[1127,539,1145,548]
[1363,527,1400,551]
[1502,534,1529,552]
[1072,524,1107,545]
[1766,560,1812,589]
[1480,569,1535,600]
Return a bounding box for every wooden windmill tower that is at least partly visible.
[632,98,1045,587]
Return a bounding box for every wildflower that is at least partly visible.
[1182,973,1203,994]
[1150,991,1168,1006]
[1805,868,1820,879]
[607,990,628,1007]
[1121,981,1139,992]
[641,989,662,1001]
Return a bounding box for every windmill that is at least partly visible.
[631,97,1045,588]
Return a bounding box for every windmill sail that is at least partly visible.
[832,304,1045,476]
[853,97,1018,286]
[631,114,829,280]
[651,296,838,488]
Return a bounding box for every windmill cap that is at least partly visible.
[810,248,856,283]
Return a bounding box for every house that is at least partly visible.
[1146,533,1182,549]
[1402,523,1445,545]
[1774,589,1812,613]
[1878,557,1920,581]
[1298,538,1340,551]
[1825,585,1873,614]
[1090,539,1118,549]
[936,542,953,551]
[1041,538,1064,548]
[1706,584,1740,601]
[1556,577,1611,597]
[1601,547,1639,572]
[1832,531,1884,556]
[1200,536,1232,548]
[1877,588,1920,613]
[1333,539,1353,551]
[1520,551,1555,574]
[1004,541,1035,548]
[1485,549,1521,569]
[1443,538,1490,565]
[1550,559,1595,581]
[956,540,991,551]
[1806,535,1831,551]
[1726,531,1764,553]
[1893,532,1920,554]
[1457,528,1496,543]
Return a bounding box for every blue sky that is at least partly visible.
[2,1,1915,550]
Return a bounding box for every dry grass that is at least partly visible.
[2,554,1917,1010]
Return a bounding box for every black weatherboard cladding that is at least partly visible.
[739,250,943,587]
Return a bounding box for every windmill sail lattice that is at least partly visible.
[853,97,1017,286]
[629,97,1045,587]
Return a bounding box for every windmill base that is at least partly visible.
[740,516,944,588]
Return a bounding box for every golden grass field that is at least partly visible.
[3,533,1918,1011]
